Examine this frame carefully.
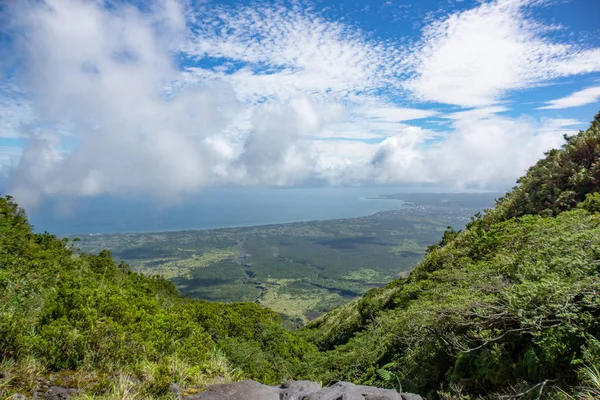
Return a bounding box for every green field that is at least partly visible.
[74,193,497,324]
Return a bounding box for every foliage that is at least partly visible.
[4,111,600,399]
[377,362,403,392]
[0,195,315,397]
[74,195,496,323]
[299,112,600,399]
[479,111,600,225]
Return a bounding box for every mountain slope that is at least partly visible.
[298,112,600,399]
[0,196,314,398]
[3,112,600,399]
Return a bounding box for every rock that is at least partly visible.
[11,394,27,400]
[187,380,422,400]
[187,380,280,400]
[303,382,402,400]
[279,380,323,399]
[170,382,182,399]
[42,386,78,400]
[400,395,423,400]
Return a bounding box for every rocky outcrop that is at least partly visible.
[28,379,422,400]
[184,380,422,400]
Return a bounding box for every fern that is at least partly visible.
[376,362,402,393]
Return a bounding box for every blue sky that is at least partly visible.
[0,0,600,208]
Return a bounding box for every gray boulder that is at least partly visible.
[400,395,424,400]
[188,380,280,400]
[303,381,402,400]
[279,380,323,400]
[188,379,422,400]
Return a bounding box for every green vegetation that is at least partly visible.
[75,201,493,325]
[0,195,315,398]
[297,112,600,399]
[3,112,600,399]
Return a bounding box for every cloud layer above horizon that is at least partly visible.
[1,0,599,207]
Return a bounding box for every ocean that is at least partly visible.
[26,186,464,235]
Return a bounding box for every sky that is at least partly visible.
[0,0,599,209]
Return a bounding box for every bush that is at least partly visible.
[0,195,314,394]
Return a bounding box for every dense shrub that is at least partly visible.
[3,111,600,399]
[0,195,315,396]
[299,112,600,399]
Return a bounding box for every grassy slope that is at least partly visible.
[298,112,600,399]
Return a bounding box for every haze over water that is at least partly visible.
[26,187,463,235]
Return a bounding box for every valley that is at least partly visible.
[73,192,498,325]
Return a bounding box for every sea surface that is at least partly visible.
[26,186,474,235]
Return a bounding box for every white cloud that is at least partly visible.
[368,115,572,186]
[314,140,376,163]
[406,0,600,107]
[233,97,342,186]
[443,106,509,120]
[0,146,22,171]
[0,83,33,139]
[538,86,600,109]
[313,140,379,185]
[3,0,238,207]
[369,126,428,183]
[427,116,568,186]
[1,0,599,208]
[182,4,408,104]
[360,107,439,122]
[314,124,384,140]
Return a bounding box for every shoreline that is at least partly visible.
[63,208,410,237]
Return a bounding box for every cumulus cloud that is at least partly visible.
[425,116,570,186]
[538,86,600,109]
[235,97,343,185]
[406,0,600,107]
[3,0,234,207]
[370,126,428,183]
[368,115,574,187]
[0,0,598,208]
[3,0,329,207]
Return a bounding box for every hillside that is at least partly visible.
[297,112,600,399]
[2,112,600,399]
[0,196,315,398]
